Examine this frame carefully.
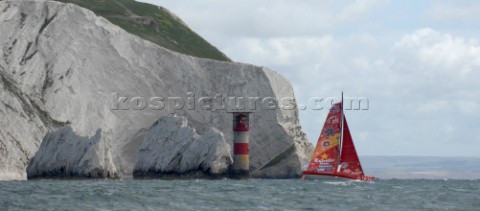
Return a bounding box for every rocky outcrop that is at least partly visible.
[26,127,118,179]
[133,116,232,178]
[0,1,313,180]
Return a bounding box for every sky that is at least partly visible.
[138,0,480,157]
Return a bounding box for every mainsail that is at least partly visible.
[302,101,374,181]
[304,102,343,175]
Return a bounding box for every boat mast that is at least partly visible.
[337,91,344,172]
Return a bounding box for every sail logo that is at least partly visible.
[321,140,331,148]
[316,163,333,171]
[324,128,335,137]
[314,158,335,163]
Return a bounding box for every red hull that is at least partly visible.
[302,172,376,182]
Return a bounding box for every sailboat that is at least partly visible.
[302,93,375,181]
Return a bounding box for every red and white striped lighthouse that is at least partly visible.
[231,112,250,178]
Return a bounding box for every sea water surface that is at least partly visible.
[1,179,479,210]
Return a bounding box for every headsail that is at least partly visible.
[337,116,365,178]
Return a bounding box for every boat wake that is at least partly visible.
[324,179,376,187]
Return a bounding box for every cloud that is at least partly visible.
[223,36,337,66]
[455,100,480,116]
[428,1,480,24]
[339,0,390,22]
[392,28,480,77]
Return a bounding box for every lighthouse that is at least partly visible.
[231,112,250,179]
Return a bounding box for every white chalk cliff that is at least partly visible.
[0,0,313,180]
[134,116,232,178]
[26,127,118,178]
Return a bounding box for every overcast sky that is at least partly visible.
[138,0,480,157]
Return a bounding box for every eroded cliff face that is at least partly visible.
[0,0,313,180]
[133,116,233,178]
[27,127,118,179]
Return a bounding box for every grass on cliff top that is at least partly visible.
[55,0,231,62]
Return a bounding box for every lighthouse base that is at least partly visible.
[229,170,249,179]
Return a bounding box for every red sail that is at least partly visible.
[335,116,365,179]
[302,103,342,175]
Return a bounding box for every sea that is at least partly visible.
[1,179,479,211]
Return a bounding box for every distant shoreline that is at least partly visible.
[360,156,480,180]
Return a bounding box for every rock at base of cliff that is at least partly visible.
[133,116,233,179]
[26,127,118,179]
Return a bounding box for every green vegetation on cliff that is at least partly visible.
[55,0,231,61]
